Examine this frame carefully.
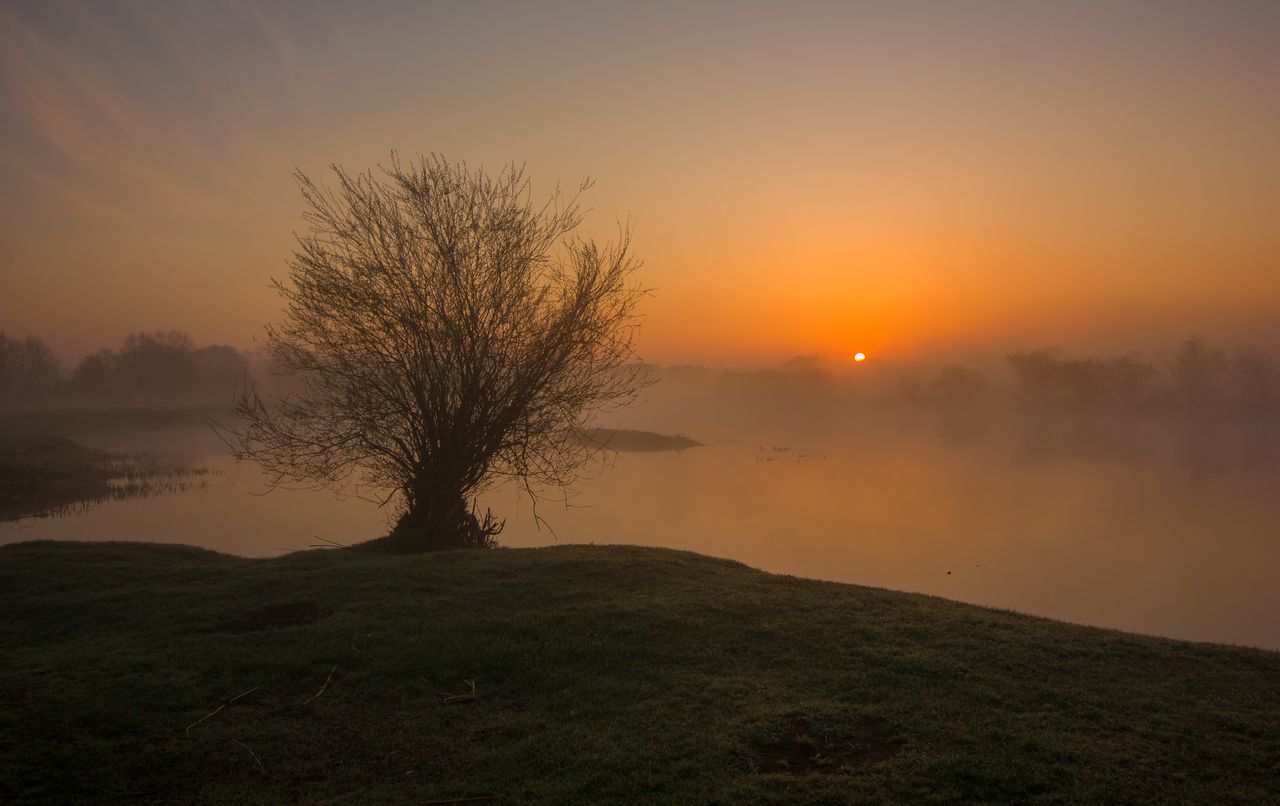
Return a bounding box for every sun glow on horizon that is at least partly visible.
[854,352,867,362]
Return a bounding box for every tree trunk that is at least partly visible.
[386,478,501,551]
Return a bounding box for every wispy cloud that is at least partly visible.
[0,1,314,222]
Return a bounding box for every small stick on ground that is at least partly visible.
[302,664,339,706]
[314,785,369,805]
[349,633,371,658]
[438,679,484,704]
[185,687,258,734]
[233,738,265,772]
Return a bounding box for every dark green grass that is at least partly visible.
[2,541,1278,804]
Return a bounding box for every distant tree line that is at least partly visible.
[1005,336,1278,416]
[1005,350,1157,412]
[0,329,248,409]
[660,335,1280,421]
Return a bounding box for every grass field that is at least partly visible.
[2,540,1278,803]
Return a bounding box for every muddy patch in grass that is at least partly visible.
[203,602,332,634]
[746,715,900,774]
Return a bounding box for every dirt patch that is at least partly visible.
[203,602,331,634]
[746,715,900,775]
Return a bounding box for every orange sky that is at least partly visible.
[2,1,1279,366]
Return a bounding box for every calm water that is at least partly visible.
[6,410,1279,650]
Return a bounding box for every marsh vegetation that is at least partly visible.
[0,424,210,522]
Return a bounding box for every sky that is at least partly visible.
[2,0,1279,367]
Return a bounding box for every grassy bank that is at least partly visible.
[0,431,209,521]
[2,541,1278,803]
[0,434,117,520]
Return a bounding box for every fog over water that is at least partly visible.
[7,354,1280,651]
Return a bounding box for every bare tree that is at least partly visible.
[0,331,60,406]
[223,155,649,551]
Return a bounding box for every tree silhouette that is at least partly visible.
[0,332,60,406]
[1172,335,1228,413]
[224,155,648,551]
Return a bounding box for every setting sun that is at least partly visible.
[854,352,866,362]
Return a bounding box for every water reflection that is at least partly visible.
[0,437,210,522]
[4,411,1279,651]
[10,468,211,521]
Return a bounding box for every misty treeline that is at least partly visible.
[892,338,1278,416]
[0,329,248,409]
[998,337,1276,416]
[635,336,1280,435]
[1001,338,1277,415]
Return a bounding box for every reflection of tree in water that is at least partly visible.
[931,410,991,451]
[1009,414,1151,467]
[1236,421,1280,473]
[1177,419,1227,486]
[1005,411,1280,483]
[1176,417,1280,486]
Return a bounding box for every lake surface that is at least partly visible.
[5,408,1280,651]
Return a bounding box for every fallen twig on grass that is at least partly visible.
[302,664,339,705]
[313,785,369,805]
[438,679,483,704]
[185,687,258,734]
[233,738,265,772]
[349,633,371,658]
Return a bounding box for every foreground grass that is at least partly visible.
[2,542,1278,804]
